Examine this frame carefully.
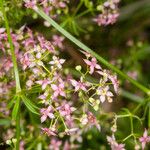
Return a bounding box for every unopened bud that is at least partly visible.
[75,65,82,71]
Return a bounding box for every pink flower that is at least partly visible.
[59,2,66,8]
[20,54,31,70]
[40,106,54,123]
[52,35,64,49]
[87,112,101,131]
[24,0,36,9]
[64,141,71,150]
[81,50,92,58]
[36,79,51,90]
[51,82,66,98]
[84,57,101,74]
[139,129,150,150]
[41,127,57,136]
[97,70,119,93]
[37,36,55,53]
[49,56,65,69]
[108,75,119,93]
[65,128,79,135]
[43,6,52,15]
[4,58,13,72]
[58,103,75,120]
[49,138,62,150]
[97,86,113,103]
[19,141,25,150]
[93,12,119,26]
[70,78,87,91]
[107,135,125,150]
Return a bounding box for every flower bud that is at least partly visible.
[6,140,12,145]
[75,65,82,71]
[12,138,17,143]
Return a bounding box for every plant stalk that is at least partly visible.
[0,1,21,149]
[0,0,21,93]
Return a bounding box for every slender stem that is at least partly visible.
[73,0,83,17]
[16,102,20,150]
[123,134,133,142]
[33,7,150,95]
[0,0,21,93]
[0,1,21,149]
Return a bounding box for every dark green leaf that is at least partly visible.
[21,95,39,115]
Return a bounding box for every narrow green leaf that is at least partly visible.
[12,97,20,120]
[21,95,39,115]
[8,95,17,109]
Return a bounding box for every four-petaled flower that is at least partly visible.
[49,138,62,150]
[97,86,113,103]
[107,135,125,150]
[84,57,101,74]
[41,127,57,136]
[49,56,65,69]
[70,78,88,91]
[36,79,51,90]
[87,112,101,131]
[58,103,76,120]
[24,0,36,9]
[139,129,150,150]
[51,81,66,98]
[52,35,64,49]
[40,106,54,123]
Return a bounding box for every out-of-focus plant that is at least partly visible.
[0,0,150,150]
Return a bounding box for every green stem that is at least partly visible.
[0,0,21,93]
[16,103,20,150]
[0,1,21,149]
[34,7,150,95]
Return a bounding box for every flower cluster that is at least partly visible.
[24,0,69,26]
[0,26,120,148]
[94,0,120,26]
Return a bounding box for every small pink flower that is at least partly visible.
[49,138,62,150]
[97,86,113,103]
[37,35,55,52]
[93,12,119,26]
[43,6,52,15]
[64,141,71,150]
[139,129,150,150]
[4,58,13,72]
[81,50,92,58]
[51,82,66,98]
[59,2,66,8]
[41,127,57,136]
[58,103,75,120]
[36,79,51,90]
[84,57,101,74]
[87,112,101,131]
[49,56,65,69]
[19,141,25,150]
[107,135,125,150]
[70,78,87,91]
[65,128,79,135]
[20,54,31,70]
[40,106,54,123]
[52,35,64,49]
[108,75,119,93]
[24,0,36,9]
